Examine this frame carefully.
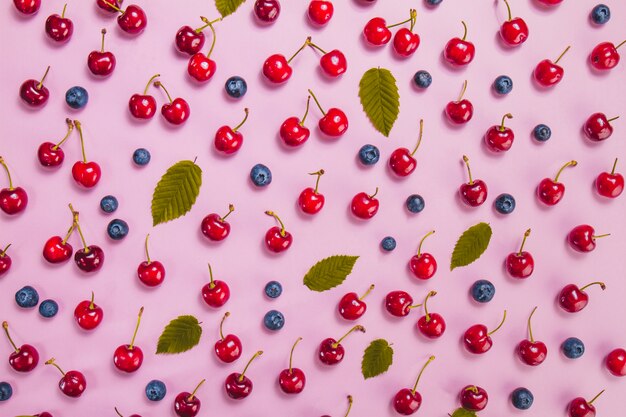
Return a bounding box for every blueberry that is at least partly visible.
[132,148,151,166]
[145,379,167,401]
[15,286,39,308]
[0,381,12,401]
[107,219,129,240]
[591,4,610,24]
[39,299,59,318]
[381,236,396,252]
[426,0,442,5]
[65,86,89,109]
[511,387,534,410]
[562,337,585,359]
[100,195,118,213]
[494,75,513,95]
[264,310,285,331]
[406,194,425,213]
[225,76,248,98]
[494,193,516,214]
[533,124,552,142]
[358,144,380,166]
[250,164,272,187]
[471,280,495,303]
[413,70,432,89]
[264,281,283,299]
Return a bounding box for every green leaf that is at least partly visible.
[156,315,202,355]
[358,67,400,137]
[450,222,492,270]
[151,160,202,226]
[361,339,394,379]
[303,255,359,292]
[215,0,247,17]
[450,408,477,417]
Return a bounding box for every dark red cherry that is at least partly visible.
[278,337,306,394]
[484,113,514,152]
[363,17,391,46]
[460,385,488,411]
[568,391,605,417]
[113,4,148,35]
[174,379,205,417]
[262,37,310,84]
[71,121,101,189]
[351,187,379,219]
[517,306,547,366]
[385,291,416,317]
[264,211,293,253]
[596,158,624,198]
[463,310,507,354]
[69,203,104,273]
[214,312,242,363]
[583,113,618,142]
[3,321,39,372]
[390,119,424,177]
[254,0,280,23]
[318,325,365,365]
[14,0,40,15]
[97,0,121,13]
[308,0,333,26]
[129,74,160,120]
[38,118,74,167]
[392,10,419,57]
[45,358,86,398]
[308,89,348,137]
[19,66,50,107]
[606,348,626,377]
[43,235,73,264]
[88,29,116,76]
[459,155,487,207]
[505,229,534,279]
[154,81,190,125]
[338,284,375,320]
[0,156,29,215]
[45,4,74,43]
[568,224,609,253]
[280,96,311,147]
[590,40,624,71]
[558,282,606,313]
[175,17,214,55]
[0,245,11,277]
[392,356,435,415]
[416,291,446,339]
[224,351,263,400]
[201,204,235,241]
[201,263,230,308]
[537,160,577,205]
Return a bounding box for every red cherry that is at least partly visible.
[338,284,375,320]
[318,48,348,77]
[201,204,235,241]
[484,113,514,152]
[88,29,116,77]
[278,337,306,394]
[113,307,144,373]
[568,224,609,253]
[392,10,419,57]
[97,0,120,13]
[459,155,487,206]
[390,119,424,177]
[308,88,348,137]
[0,156,28,215]
[254,0,280,23]
[45,4,74,43]
[174,379,205,417]
[534,45,570,87]
[71,121,101,188]
[537,0,562,4]
[392,356,435,415]
[499,0,528,46]
[558,282,605,313]
[568,391,605,417]
[187,20,221,83]
[409,230,437,280]
[517,306,547,366]
[318,325,365,365]
[460,385,488,411]
[154,81,190,125]
[3,321,39,372]
[43,234,73,264]
[201,263,230,308]
[298,170,325,214]
[264,211,293,253]
[590,40,624,71]
[263,37,310,84]
[45,358,86,398]
[129,74,160,120]
[19,66,50,107]
[38,119,74,167]
[69,203,105,273]
[463,310,507,354]
[215,108,249,154]
[137,234,165,287]
[308,0,333,25]
[175,17,213,55]
[606,348,626,377]
[13,0,40,15]
[0,245,12,277]
[74,292,104,330]
[416,291,446,339]
[583,113,618,142]
[363,17,392,46]
[350,187,379,219]
[385,290,417,317]
[444,21,475,66]
[537,160,577,205]
[280,96,311,147]
[214,312,242,363]
[506,229,534,279]
[106,3,147,35]
[596,158,624,198]
[224,351,263,399]
[445,80,473,124]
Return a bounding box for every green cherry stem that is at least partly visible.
[309,169,325,193]
[73,120,88,162]
[45,358,66,376]
[61,3,68,18]
[411,355,436,394]
[308,41,327,55]
[616,40,626,50]
[0,244,10,257]
[503,0,512,21]
[265,211,287,237]
[518,229,531,255]
[153,81,173,104]
[422,291,437,322]
[144,234,152,263]
[128,307,144,350]
[143,74,160,95]
[207,263,216,289]
[359,284,375,301]
[527,306,538,342]
[457,80,468,102]
[53,119,74,150]
[417,230,435,256]
[554,45,571,64]
[62,220,76,245]
[89,291,96,310]
[288,37,312,63]
[232,108,249,132]
[197,16,222,33]
[288,337,302,372]
[219,312,230,340]
[2,321,19,352]
[409,9,417,31]
[607,116,620,122]
[221,204,235,221]
[307,89,326,115]
[332,325,365,349]
[387,10,416,29]
[411,119,424,156]
[588,390,605,405]
[344,395,354,417]
[462,155,474,185]
[99,29,108,53]
[238,351,263,382]
[368,187,379,199]
[610,158,619,175]
[68,203,89,252]
[580,281,606,291]
[0,157,14,190]
[554,160,577,182]
[187,379,206,401]
[37,66,51,90]
[460,21,468,41]
[205,20,220,58]
[300,96,311,126]
[488,310,507,336]
[500,113,513,132]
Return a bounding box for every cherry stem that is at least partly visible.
[518,229,531,255]
[206,20,219,58]
[232,108,249,132]
[615,40,626,50]
[607,116,620,122]
[89,291,96,309]
[554,160,577,182]
[2,321,19,352]
[73,120,88,162]
[62,221,76,245]
[0,244,10,257]
[238,351,263,382]
[153,81,173,104]
[219,312,230,340]
[300,96,311,125]
[115,407,123,417]
[411,119,424,156]
[500,113,513,131]
[307,89,326,115]
[503,0,512,21]
[593,233,610,239]
[462,155,474,185]
[460,21,468,41]
[143,74,160,95]
[207,263,215,288]
[195,16,212,32]
[409,9,417,31]
[417,230,435,256]
[100,28,108,53]
[221,204,235,221]
[37,66,50,90]
[527,306,538,342]
[68,203,89,252]
[589,389,605,405]
[580,281,606,291]
[457,80,468,101]
[265,211,287,237]
[422,291,437,322]
[411,355,436,394]
[188,379,205,401]
[128,306,144,349]
[359,284,375,301]
[144,234,152,263]
[488,310,507,336]
[309,169,325,193]
[288,37,312,63]
[387,10,416,29]
[0,157,14,190]
[344,395,354,417]
[611,158,618,175]
[104,0,124,13]
[288,337,302,372]
[554,45,571,64]
[45,358,66,376]
[53,118,74,150]
[61,3,68,18]
[332,325,365,348]
[465,386,479,394]
[369,187,379,199]
[308,41,327,55]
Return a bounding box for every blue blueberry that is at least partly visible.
[413,70,432,89]
[250,164,272,187]
[225,76,247,98]
[39,299,59,318]
[264,310,285,331]
[65,86,89,109]
[511,387,534,410]
[406,194,425,213]
[426,0,442,5]
[591,4,610,25]
[264,281,283,299]
[358,144,380,166]
[494,75,513,95]
[15,286,39,308]
[107,219,129,240]
[132,148,151,166]
[0,381,12,401]
[100,195,118,213]
[471,280,496,303]
[381,236,396,252]
[533,124,552,142]
[562,337,585,359]
[494,193,516,214]
[145,379,167,401]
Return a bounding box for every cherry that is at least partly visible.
[71,121,101,188]
[409,230,437,280]
[596,158,624,198]
[322,395,353,417]
[88,29,116,77]
[115,407,141,417]
[460,385,488,411]
[459,155,487,207]
[263,37,310,84]
[38,118,74,167]
[254,0,280,23]
[0,156,28,215]
[129,74,160,119]
[499,0,528,46]
[445,80,473,124]
[154,81,190,125]
[3,321,39,372]
[74,291,104,330]
[279,337,306,394]
[214,312,242,363]
[113,307,144,373]
[280,95,311,147]
[137,234,166,287]
[215,108,249,154]
[463,310,507,354]
[485,113,514,152]
[43,217,76,264]
[308,89,348,137]
[0,245,11,276]
[45,4,74,43]
[568,224,609,253]
[264,211,293,252]
[534,45,571,87]
[188,19,221,83]
[13,0,40,15]
[201,204,235,241]
[393,10,420,57]
[69,203,105,272]
[298,170,325,214]
[389,119,424,177]
[363,12,414,46]
[537,160,577,205]
[338,284,375,320]
[104,1,147,34]
[308,41,347,77]
[175,17,211,55]
[201,263,230,308]
[558,282,606,313]
[318,325,366,365]
[385,291,419,317]
[583,113,618,142]
[606,348,626,377]
[308,0,333,26]
[590,40,625,71]
[97,0,121,13]
[416,291,446,339]
[537,0,562,4]
[224,350,263,399]
[568,390,605,417]
[506,229,534,279]
[351,187,379,219]
[174,379,205,417]
[19,66,50,107]
[444,21,475,66]
[45,358,86,398]
[392,355,435,415]
[517,306,547,366]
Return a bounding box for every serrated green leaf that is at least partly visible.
[215,0,247,17]
[362,339,393,379]
[151,160,202,226]
[450,408,477,417]
[358,67,400,137]
[156,315,202,355]
[450,222,492,270]
[303,255,359,292]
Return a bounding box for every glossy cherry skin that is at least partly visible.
[320,50,347,77]
[568,225,600,253]
[363,18,391,46]
[279,368,306,394]
[596,171,624,198]
[45,12,74,43]
[318,338,344,365]
[97,0,120,13]
[460,385,488,411]
[500,18,528,46]
[263,54,292,83]
[87,51,116,76]
[188,53,216,82]
[72,161,101,188]
[225,373,253,399]
[58,370,86,397]
[583,113,614,141]
[43,236,73,264]
[174,391,201,417]
[463,324,493,354]
[338,292,367,320]
[409,253,437,280]
[161,98,190,125]
[19,79,49,107]
[445,100,473,124]
[113,345,143,373]
[9,344,39,372]
[537,178,565,205]
[74,245,105,272]
[254,0,280,23]
[506,251,534,278]
[308,0,333,25]
[568,398,596,417]
[215,334,242,363]
[201,214,231,241]
[558,284,592,313]
[298,187,325,214]
[417,313,446,338]
[202,281,230,308]
[280,117,310,146]
[389,148,416,177]
[265,227,293,252]
[117,5,147,35]
[393,28,420,57]
[350,192,379,219]
[444,38,475,65]
[385,291,413,317]
[175,25,205,55]
[74,300,104,330]
[393,388,422,415]
[0,187,28,215]
[214,126,243,154]
[590,42,620,70]
[0,253,11,276]
[534,60,563,86]
[460,180,488,207]
[137,260,165,287]
[319,108,348,137]
[13,0,40,14]
[606,348,626,376]
[129,94,157,119]
[38,142,65,167]
[518,339,547,366]
[485,125,514,152]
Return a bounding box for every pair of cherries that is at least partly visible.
[385,290,446,339]
[129,75,190,125]
[180,17,223,83]
[96,1,147,35]
[0,156,28,215]
[363,9,420,57]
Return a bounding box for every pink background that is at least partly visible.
[1,0,625,415]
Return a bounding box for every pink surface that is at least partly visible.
[1,0,626,415]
